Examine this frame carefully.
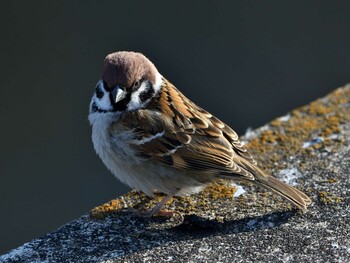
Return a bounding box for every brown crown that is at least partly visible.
[102,51,158,89]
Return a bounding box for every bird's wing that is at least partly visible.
[122,79,258,180]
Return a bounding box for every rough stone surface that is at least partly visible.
[1,85,350,263]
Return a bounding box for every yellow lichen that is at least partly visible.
[245,85,350,167]
[318,191,343,204]
[308,102,333,115]
[90,198,125,219]
[204,180,237,199]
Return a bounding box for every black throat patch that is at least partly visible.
[111,90,132,112]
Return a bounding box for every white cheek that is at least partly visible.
[89,80,112,111]
[127,82,149,110]
[154,72,163,93]
[127,74,163,111]
[94,93,113,111]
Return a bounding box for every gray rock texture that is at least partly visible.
[1,85,350,263]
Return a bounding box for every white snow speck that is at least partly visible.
[243,127,256,142]
[302,136,323,148]
[277,167,303,186]
[232,183,246,197]
[242,125,270,142]
[278,114,291,122]
[327,133,340,140]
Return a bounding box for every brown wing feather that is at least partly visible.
[114,78,311,211]
[120,79,256,181]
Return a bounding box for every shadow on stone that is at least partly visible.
[173,210,296,235]
[90,209,298,260]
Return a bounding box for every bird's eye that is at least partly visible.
[133,80,141,89]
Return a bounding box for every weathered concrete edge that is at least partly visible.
[1,84,350,262]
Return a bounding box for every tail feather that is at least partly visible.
[224,158,312,211]
[256,176,311,212]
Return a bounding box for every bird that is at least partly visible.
[88,51,311,217]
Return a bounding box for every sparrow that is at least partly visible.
[88,51,311,217]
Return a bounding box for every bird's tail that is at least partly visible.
[255,175,312,212]
[232,159,312,211]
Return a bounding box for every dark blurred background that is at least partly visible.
[1,0,349,254]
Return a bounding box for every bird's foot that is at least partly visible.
[127,194,183,220]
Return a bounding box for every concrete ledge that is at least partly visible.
[2,85,350,262]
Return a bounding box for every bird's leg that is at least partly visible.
[130,194,179,218]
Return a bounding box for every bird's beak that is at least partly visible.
[111,85,126,104]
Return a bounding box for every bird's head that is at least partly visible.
[89,51,163,116]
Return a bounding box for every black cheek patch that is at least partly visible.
[95,86,104,99]
[91,102,99,112]
[139,81,155,103]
